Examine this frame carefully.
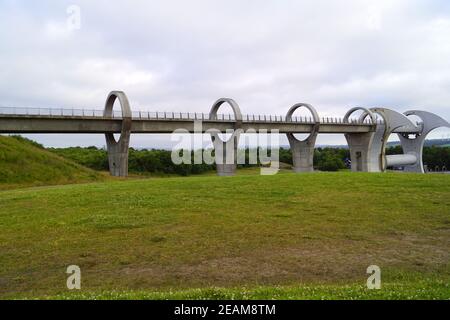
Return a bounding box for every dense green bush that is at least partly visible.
[422,146,450,170]
[51,147,215,176]
[279,148,293,165]
[50,146,108,171]
[314,148,348,171]
[317,156,345,171]
[49,144,450,175]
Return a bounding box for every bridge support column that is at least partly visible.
[212,133,240,176]
[285,103,319,172]
[343,107,383,172]
[398,111,450,173]
[104,91,132,177]
[288,135,316,172]
[209,98,242,176]
[345,132,378,172]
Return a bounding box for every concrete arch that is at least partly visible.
[209,98,242,144]
[103,91,132,177]
[209,98,242,176]
[104,91,132,145]
[209,98,243,127]
[403,110,450,135]
[286,103,320,122]
[343,107,376,124]
[285,103,319,172]
[370,108,418,134]
[286,103,320,143]
[399,110,450,173]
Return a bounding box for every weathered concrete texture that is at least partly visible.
[399,110,450,173]
[285,103,320,173]
[345,107,424,173]
[212,133,240,176]
[371,108,420,172]
[209,98,242,176]
[103,91,132,177]
[346,132,376,172]
[0,116,375,134]
[344,107,381,172]
[385,154,418,167]
[288,137,316,172]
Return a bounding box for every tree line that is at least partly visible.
[41,143,450,175]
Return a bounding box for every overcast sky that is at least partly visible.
[1,0,450,148]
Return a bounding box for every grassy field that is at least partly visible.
[0,171,449,299]
[0,136,105,189]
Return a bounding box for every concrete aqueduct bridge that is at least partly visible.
[1,91,449,176]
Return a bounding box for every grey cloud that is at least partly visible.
[1,0,450,147]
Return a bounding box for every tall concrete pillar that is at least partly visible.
[344,107,383,172]
[209,98,242,176]
[285,103,320,172]
[399,110,450,173]
[103,91,132,177]
[345,130,386,172]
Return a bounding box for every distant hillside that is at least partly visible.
[0,135,104,189]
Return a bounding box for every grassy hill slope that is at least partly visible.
[0,172,449,299]
[0,135,104,189]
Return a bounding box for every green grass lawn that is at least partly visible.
[0,172,449,299]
